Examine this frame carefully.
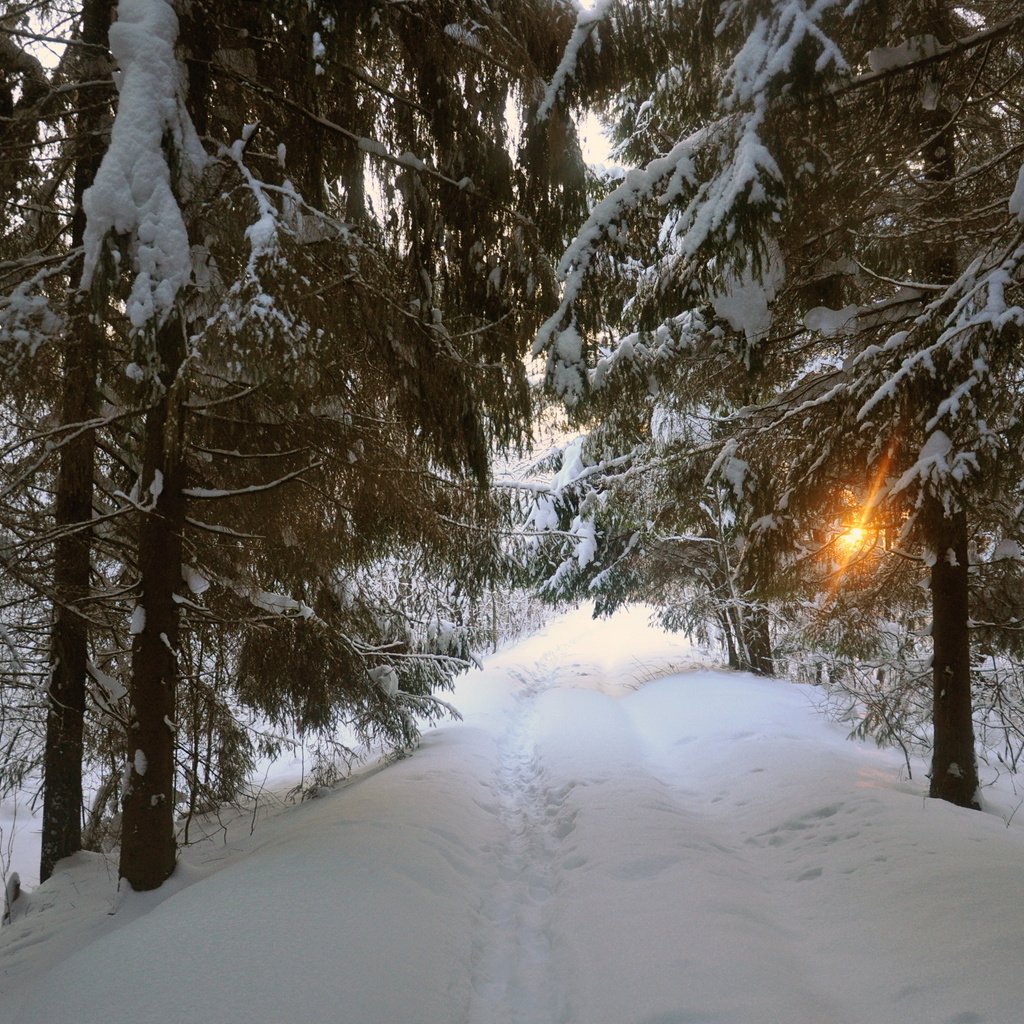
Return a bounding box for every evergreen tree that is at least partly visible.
[2,0,586,889]
[534,0,1024,807]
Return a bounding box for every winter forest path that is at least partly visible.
[465,659,565,1024]
[5,606,1024,1024]
[459,634,843,1024]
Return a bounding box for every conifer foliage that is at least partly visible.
[1,0,585,888]
[531,0,1024,808]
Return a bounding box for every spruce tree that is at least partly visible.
[534,0,1024,807]
[3,0,586,888]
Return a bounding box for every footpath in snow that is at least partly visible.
[2,605,1023,1024]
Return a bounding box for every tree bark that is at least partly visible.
[119,315,188,891]
[40,0,113,884]
[117,0,212,893]
[41,316,98,881]
[745,606,774,677]
[717,609,739,669]
[916,2,979,809]
[926,505,979,807]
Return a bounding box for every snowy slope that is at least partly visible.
[2,606,1023,1024]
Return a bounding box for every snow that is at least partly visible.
[180,565,209,595]
[804,303,859,336]
[720,453,749,501]
[991,539,1023,562]
[80,0,204,333]
[536,0,615,122]
[867,34,940,73]
[2,875,22,925]
[711,251,785,347]
[246,589,315,620]
[129,604,145,635]
[86,660,127,709]
[3,605,1024,1023]
[890,428,978,496]
[1010,163,1024,221]
[369,665,400,697]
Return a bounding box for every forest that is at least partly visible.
[1,0,1023,901]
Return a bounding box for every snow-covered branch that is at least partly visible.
[81,0,206,335]
[536,0,617,122]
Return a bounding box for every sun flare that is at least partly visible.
[836,525,867,554]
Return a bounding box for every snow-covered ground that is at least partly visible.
[2,605,1023,1024]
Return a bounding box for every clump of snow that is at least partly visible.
[867,34,940,73]
[180,565,210,595]
[0,280,63,361]
[804,304,860,337]
[572,515,598,567]
[129,604,146,636]
[552,323,585,405]
[81,0,206,334]
[247,589,315,620]
[720,454,749,501]
[1010,163,1024,221]
[712,251,785,347]
[369,665,400,697]
[3,873,24,925]
[86,661,127,712]
[991,539,1023,562]
[133,749,148,777]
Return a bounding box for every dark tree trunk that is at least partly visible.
[746,607,774,677]
[40,0,112,884]
[926,505,979,808]
[915,6,978,809]
[41,320,97,881]
[117,0,213,893]
[119,315,188,891]
[718,609,739,669]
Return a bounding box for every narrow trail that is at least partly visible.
[463,646,847,1024]
[467,663,571,1024]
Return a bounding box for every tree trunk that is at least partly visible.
[746,606,774,677]
[41,318,97,881]
[926,505,979,808]
[915,3,978,809]
[119,315,188,891]
[717,609,739,669]
[40,0,113,884]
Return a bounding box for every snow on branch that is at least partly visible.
[838,11,1024,96]
[533,124,716,399]
[221,127,288,273]
[721,0,847,110]
[1011,165,1024,222]
[536,0,617,122]
[0,261,69,364]
[182,462,323,500]
[519,436,641,594]
[244,588,315,620]
[536,1,851,401]
[80,0,206,333]
[858,240,1024,426]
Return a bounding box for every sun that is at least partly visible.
[836,525,868,554]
